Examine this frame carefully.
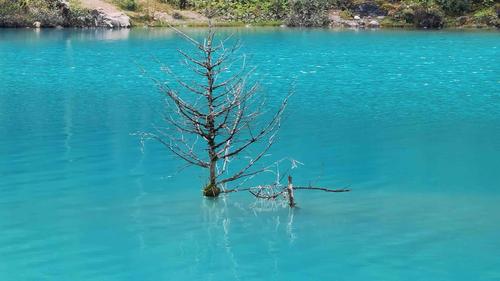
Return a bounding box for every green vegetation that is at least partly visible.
[0,0,65,27]
[387,1,446,28]
[190,0,289,22]
[163,0,498,28]
[0,0,93,27]
[116,0,138,11]
[1,0,498,28]
[287,0,330,27]
[473,6,499,26]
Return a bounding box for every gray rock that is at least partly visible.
[329,9,384,29]
[33,21,41,28]
[345,20,359,28]
[368,20,380,28]
[91,8,130,28]
[328,10,342,26]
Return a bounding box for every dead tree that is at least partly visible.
[137,23,351,206]
[223,175,350,208]
[137,23,290,197]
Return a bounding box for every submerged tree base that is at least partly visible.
[203,183,221,197]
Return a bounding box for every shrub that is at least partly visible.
[339,9,353,19]
[391,2,444,28]
[436,0,471,15]
[413,4,445,28]
[351,0,387,17]
[0,0,23,17]
[381,2,398,13]
[0,0,66,27]
[400,6,415,23]
[286,0,330,27]
[117,0,137,11]
[162,0,189,10]
[328,0,353,10]
[473,7,499,26]
[266,0,289,20]
[192,0,283,22]
[389,4,416,24]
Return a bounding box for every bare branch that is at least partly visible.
[293,186,351,193]
[140,23,296,197]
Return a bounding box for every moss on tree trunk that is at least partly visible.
[203,183,221,197]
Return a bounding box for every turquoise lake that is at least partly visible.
[1,28,499,280]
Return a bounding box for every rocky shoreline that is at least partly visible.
[84,8,130,28]
[329,11,382,29]
[1,0,498,30]
[0,0,129,28]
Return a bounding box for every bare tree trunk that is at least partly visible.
[204,155,220,197]
[202,29,220,198]
[209,159,216,186]
[204,141,220,197]
[287,176,295,207]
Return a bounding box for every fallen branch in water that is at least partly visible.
[222,184,350,194]
[293,186,351,193]
[221,176,350,207]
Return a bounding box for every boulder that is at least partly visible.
[107,12,130,28]
[33,21,41,28]
[90,8,130,28]
[345,20,359,28]
[368,20,380,27]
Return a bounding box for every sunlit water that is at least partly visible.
[1,28,499,280]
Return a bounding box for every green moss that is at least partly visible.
[203,183,221,197]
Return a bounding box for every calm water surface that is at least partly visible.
[1,28,499,280]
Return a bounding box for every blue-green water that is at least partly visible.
[1,28,499,280]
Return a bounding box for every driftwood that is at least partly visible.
[293,186,351,192]
[222,176,350,207]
